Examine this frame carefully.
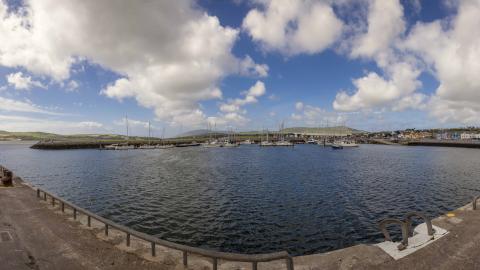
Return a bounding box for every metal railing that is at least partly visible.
[36,188,294,270]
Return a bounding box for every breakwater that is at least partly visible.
[405,140,480,148]
[30,139,204,149]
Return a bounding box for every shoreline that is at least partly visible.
[29,139,480,150]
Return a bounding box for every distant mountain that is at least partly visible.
[176,129,227,138]
[0,130,153,141]
[281,126,367,135]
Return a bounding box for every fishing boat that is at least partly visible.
[240,139,253,145]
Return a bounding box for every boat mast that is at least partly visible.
[148,121,151,145]
[161,126,166,146]
[126,114,129,143]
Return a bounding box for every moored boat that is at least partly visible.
[275,140,294,146]
[156,144,175,149]
[331,144,343,149]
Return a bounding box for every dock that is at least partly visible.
[3,173,480,269]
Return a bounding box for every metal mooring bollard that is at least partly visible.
[286,257,294,270]
[1,170,13,186]
[151,242,156,257]
[183,251,188,266]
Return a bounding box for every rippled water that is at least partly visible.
[1,142,480,255]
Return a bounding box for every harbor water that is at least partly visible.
[1,142,480,256]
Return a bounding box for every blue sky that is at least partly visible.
[0,0,479,136]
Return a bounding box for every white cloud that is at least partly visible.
[66,80,79,92]
[213,81,266,126]
[333,0,480,127]
[350,0,405,61]
[291,103,348,126]
[242,0,343,55]
[219,81,266,113]
[0,0,267,127]
[333,0,424,113]
[402,0,480,124]
[333,62,422,111]
[392,93,427,112]
[76,121,103,129]
[295,102,304,111]
[6,72,45,90]
[114,117,152,129]
[0,96,59,115]
[239,55,269,77]
[0,114,104,134]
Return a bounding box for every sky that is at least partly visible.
[0,0,479,137]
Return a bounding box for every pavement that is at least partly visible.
[2,177,480,270]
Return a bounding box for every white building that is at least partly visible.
[461,133,480,140]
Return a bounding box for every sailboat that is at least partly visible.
[274,122,294,146]
[259,129,274,146]
[115,115,135,150]
[222,128,239,147]
[203,122,222,147]
[139,121,156,149]
[156,126,174,149]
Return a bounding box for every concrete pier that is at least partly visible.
[2,176,480,269]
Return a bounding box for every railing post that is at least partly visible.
[105,224,109,236]
[252,262,258,270]
[126,233,130,247]
[61,202,65,212]
[286,257,294,270]
[183,251,188,266]
[52,197,55,206]
[73,208,77,220]
[43,192,47,201]
[213,258,218,270]
[37,189,40,197]
[151,242,156,257]
[87,216,91,227]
